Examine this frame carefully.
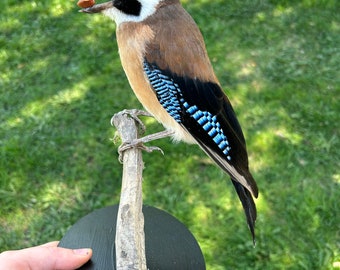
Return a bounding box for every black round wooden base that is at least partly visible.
[58,205,205,270]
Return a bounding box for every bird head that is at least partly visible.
[80,0,172,25]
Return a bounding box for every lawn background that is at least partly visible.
[0,0,339,269]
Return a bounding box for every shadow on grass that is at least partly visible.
[1,0,339,269]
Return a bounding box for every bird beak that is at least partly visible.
[80,1,113,13]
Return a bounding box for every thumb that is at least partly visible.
[14,241,92,270]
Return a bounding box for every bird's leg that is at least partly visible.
[111,109,175,162]
[118,129,174,153]
[117,129,174,162]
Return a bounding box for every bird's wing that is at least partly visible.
[143,60,258,240]
[143,60,258,197]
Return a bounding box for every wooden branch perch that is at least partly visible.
[111,111,147,270]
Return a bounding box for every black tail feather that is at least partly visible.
[231,178,257,245]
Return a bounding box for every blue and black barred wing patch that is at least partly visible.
[143,60,258,197]
[143,61,182,122]
[143,60,232,161]
[182,103,232,160]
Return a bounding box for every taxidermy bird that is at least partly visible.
[81,0,259,241]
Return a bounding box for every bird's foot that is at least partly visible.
[112,109,175,162]
[111,109,152,134]
[118,140,164,163]
[117,130,174,163]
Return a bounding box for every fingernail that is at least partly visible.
[73,248,91,256]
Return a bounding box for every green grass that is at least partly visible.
[1,0,339,269]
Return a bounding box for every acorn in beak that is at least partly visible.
[79,1,113,13]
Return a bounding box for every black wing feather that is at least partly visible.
[144,60,258,239]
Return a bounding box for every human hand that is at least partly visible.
[0,241,92,270]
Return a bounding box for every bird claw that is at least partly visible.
[111,109,152,134]
[141,145,164,155]
[112,109,173,163]
[118,140,164,163]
